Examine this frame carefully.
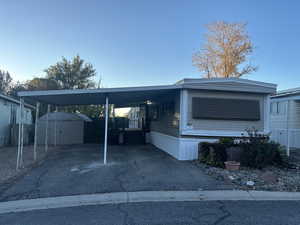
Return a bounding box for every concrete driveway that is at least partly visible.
[0,144,232,201]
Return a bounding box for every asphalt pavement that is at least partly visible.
[1,201,300,225]
[0,144,232,202]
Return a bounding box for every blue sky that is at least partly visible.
[0,0,299,90]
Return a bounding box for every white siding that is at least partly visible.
[0,99,12,146]
[270,99,300,148]
[0,98,33,147]
[148,131,218,160]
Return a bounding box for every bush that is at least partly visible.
[219,137,234,147]
[239,127,284,168]
[199,128,285,169]
[199,142,227,168]
[240,142,284,169]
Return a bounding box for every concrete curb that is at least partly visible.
[1,190,300,214]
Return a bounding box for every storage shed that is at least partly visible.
[37,112,92,145]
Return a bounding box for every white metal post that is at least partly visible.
[104,96,109,164]
[20,99,24,167]
[54,106,58,146]
[286,100,290,157]
[16,98,22,170]
[33,102,40,161]
[45,104,50,152]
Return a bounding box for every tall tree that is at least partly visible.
[8,82,26,97]
[193,21,257,78]
[45,55,96,89]
[26,77,60,91]
[0,69,12,94]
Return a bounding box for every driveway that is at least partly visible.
[0,144,232,201]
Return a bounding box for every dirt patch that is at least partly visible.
[0,145,52,186]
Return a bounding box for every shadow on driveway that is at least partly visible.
[0,144,233,201]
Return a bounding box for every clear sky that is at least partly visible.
[0,0,299,90]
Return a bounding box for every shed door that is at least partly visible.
[57,121,84,145]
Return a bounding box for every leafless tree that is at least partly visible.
[193,21,257,78]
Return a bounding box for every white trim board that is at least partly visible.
[181,129,269,137]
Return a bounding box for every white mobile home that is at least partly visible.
[0,93,34,146]
[147,78,276,160]
[18,78,276,160]
[270,88,300,149]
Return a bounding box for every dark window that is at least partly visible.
[192,97,260,121]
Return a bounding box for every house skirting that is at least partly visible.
[147,131,218,160]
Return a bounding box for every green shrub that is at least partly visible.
[219,137,234,147]
[239,127,284,168]
[240,141,284,169]
[199,142,227,168]
[199,128,285,169]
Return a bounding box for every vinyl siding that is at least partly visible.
[149,91,180,137]
[186,90,265,132]
[0,99,11,146]
[270,100,300,130]
[0,98,33,146]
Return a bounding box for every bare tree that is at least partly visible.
[193,21,257,78]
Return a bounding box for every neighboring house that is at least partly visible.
[18,78,276,160]
[0,93,34,147]
[127,107,141,129]
[270,88,300,149]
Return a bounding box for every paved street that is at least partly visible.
[1,200,300,225]
[0,144,232,202]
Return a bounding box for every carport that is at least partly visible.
[16,85,180,169]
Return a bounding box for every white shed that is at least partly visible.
[37,112,92,145]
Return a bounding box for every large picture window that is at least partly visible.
[192,97,260,121]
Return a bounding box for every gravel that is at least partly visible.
[196,150,300,192]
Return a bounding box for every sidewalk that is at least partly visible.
[1,190,300,214]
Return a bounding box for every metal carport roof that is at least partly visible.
[18,84,181,106]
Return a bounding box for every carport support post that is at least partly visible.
[45,104,50,152]
[33,102,40,161]
[20,99,24,168]
[54,106,58,146]
[104,96,109,164]
[16,98,22,170]
[286,100,290,157]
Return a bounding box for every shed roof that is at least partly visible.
[39,112,92,122]
[18,78,276,106]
